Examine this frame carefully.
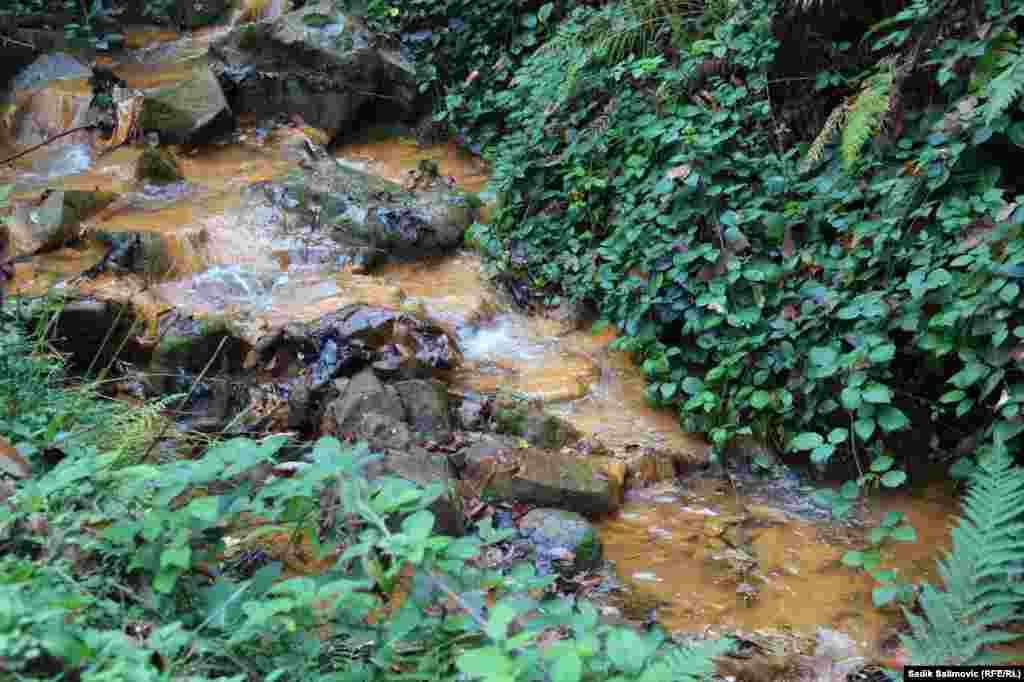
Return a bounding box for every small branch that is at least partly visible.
[0,34,37,49]
[141,336,229,461]
[0,123,100,167]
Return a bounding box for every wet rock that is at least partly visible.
[135,147,183,184]
[394,379,451,441]
[244,163,478,265]
[461,438,621,516]
[310,335,365,389]
[287,384,314,431]
[719,434,782,475]
[138,65,231,144]
[357,411,414,450]
[45,298,140,372]
[320,367,406,442]
[518,508,602,574]
[453,392,490,431]
[150,312,248,392]
[210,6,419,140]
[8,189,117,256]
[308,304,460,372]
[371,343,419,380]
[493,401,580,450]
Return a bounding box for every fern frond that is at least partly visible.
[984,51,1024,124]
[840,66,895,169]
[899,436,1024,665]
[802,97,849,169]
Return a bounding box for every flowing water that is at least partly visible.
[2,27,1016,665]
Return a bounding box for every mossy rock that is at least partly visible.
[137,66,229,144]
[62,190,117,229]
[135,147,183,185]
[138,98,195,139]
[518,508,603,573]
[493,402,580,450]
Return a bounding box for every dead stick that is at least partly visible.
[0,123,100,166]
[141,336,228,461]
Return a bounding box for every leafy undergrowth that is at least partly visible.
[391,0,1024,509]
[0,300,732,681]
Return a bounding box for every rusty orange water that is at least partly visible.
[336,133,490,195]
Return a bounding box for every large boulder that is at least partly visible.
[210,5,420,140]
[137,65,231,144]
[244,162,480,264]
[394,379,452,443]
[320,368,407,442]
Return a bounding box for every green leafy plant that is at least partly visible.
[898,435,1024,664]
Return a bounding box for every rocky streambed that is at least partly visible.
[0,8,997,672]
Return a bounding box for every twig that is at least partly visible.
[0,34,36,49]
[84,302,127,377]
[141,336,228,461]
[0,123,100,166]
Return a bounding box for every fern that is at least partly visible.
[840,65,895,169]
[802,97,849,169]
[899,436,1024,665]
[548,0,736,101]
[984,50,1024,124]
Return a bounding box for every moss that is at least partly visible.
[494,405,528,437]
[237,24,261,50]
[461,192,484,211]
[60,190,117,232]
[302,12,332,27]
[136,148,183,185]
[573,528,601,569]
[138,98,193,137]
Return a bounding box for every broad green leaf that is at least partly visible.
[949,362,988,389]
[486,602,518,641]
[811,444,834,464]
[868,344,896,363]
[550,650,583,682]
[872,585,903,607]
[790,432,824,451]
[881,470,907,487]
[828,428,849,444]
[809,346,838,367]
[877,406,909,432]
[750,389,771,409]
[890,525,917,542]
[870,455,894,472]
[401,510,435,541]
[854,418,876,441]
[841,387,862,410]
[841,551,864,567]
[862,384,892,403]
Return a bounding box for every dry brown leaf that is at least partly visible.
[0,436,32,479]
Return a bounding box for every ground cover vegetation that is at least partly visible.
[0,294,735,680]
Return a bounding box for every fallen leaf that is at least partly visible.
[0,437,32,479]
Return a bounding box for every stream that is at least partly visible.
[0,22,1009,668]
